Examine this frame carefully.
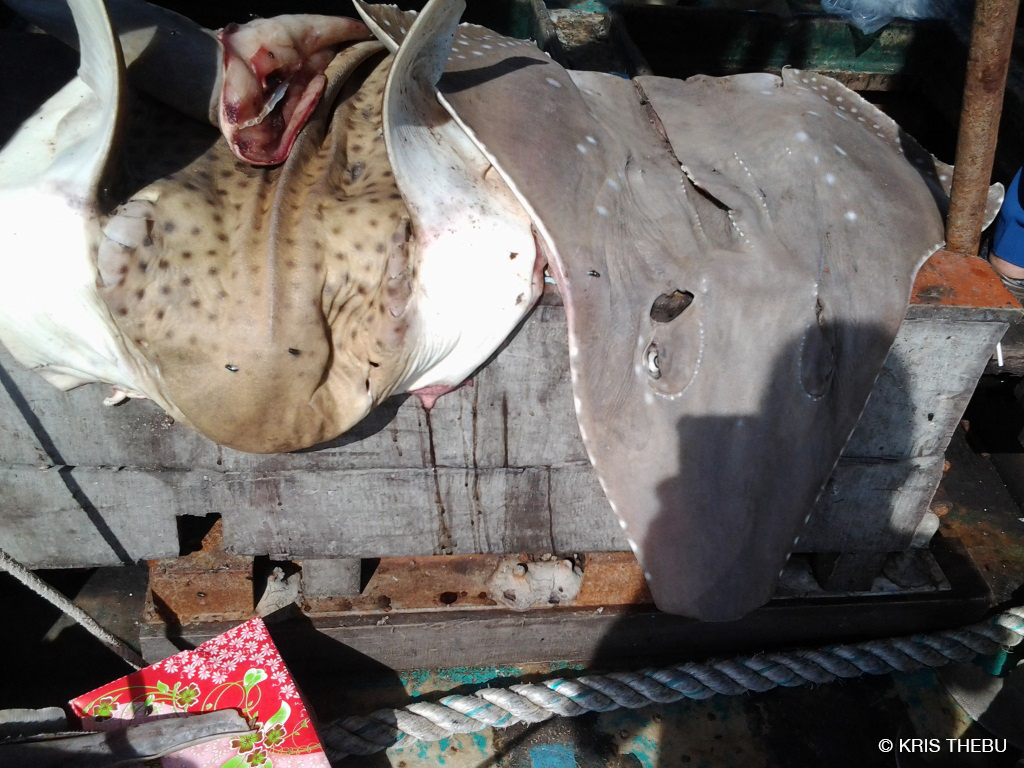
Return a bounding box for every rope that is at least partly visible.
[321,605,1024,760]
[0,546,145,670]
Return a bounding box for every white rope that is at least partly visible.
[321,605,1024,759]
[0,546,145,669]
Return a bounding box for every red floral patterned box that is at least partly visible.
[69,618,330,767]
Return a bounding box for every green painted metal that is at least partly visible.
[614,7,959,79]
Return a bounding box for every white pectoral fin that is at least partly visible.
[46,0,125,197]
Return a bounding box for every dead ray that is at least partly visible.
[0,0,544,453]
[355,0,1002,620]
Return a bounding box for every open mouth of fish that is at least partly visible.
[0,0,1003,620]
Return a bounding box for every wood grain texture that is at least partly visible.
[0,298,1007,567]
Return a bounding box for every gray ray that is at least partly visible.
[356,0,1001,620]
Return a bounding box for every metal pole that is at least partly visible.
[945,0,1021,257]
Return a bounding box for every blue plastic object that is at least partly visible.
[993,168,1024,268]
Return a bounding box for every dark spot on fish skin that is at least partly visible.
[158,259,169,269]
[587,269,600,277]
[516,293,525,305]
[188,335,198,345]
[289,348,301,356]
[163,222,175,233]
[217,233,228,243]
[191,226,201,236]
[182,251,192,260]
[225,364,239,372]
[160,286,171,295]
[510,252,518,260]
[369,360,380,367]
[207,249,217,256]
[190,299,201,308]
[117,307,128,316]
[138,261,148,271]
[209,267,219,276]
[181,276,192,287]
[156,310,165,320]
[135,289,145,300]
[217,290,228,300]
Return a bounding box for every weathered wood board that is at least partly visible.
[0,283,1012,567]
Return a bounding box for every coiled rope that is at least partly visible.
[321,605,1024,760]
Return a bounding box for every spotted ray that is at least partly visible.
[355,0,1002,619]
[1,0,542,453]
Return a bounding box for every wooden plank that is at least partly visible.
[801,456,945,552]
[0,467,178,566]
[0,276,1012,566]
[845,318,1008,460]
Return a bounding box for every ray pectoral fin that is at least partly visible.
[219,15,372,165]
[49,0,125,196]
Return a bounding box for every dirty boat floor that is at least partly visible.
[2,418,1024,768]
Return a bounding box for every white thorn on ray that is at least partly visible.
[546,77,562,88]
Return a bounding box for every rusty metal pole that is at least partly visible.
[945,0,1020,257]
